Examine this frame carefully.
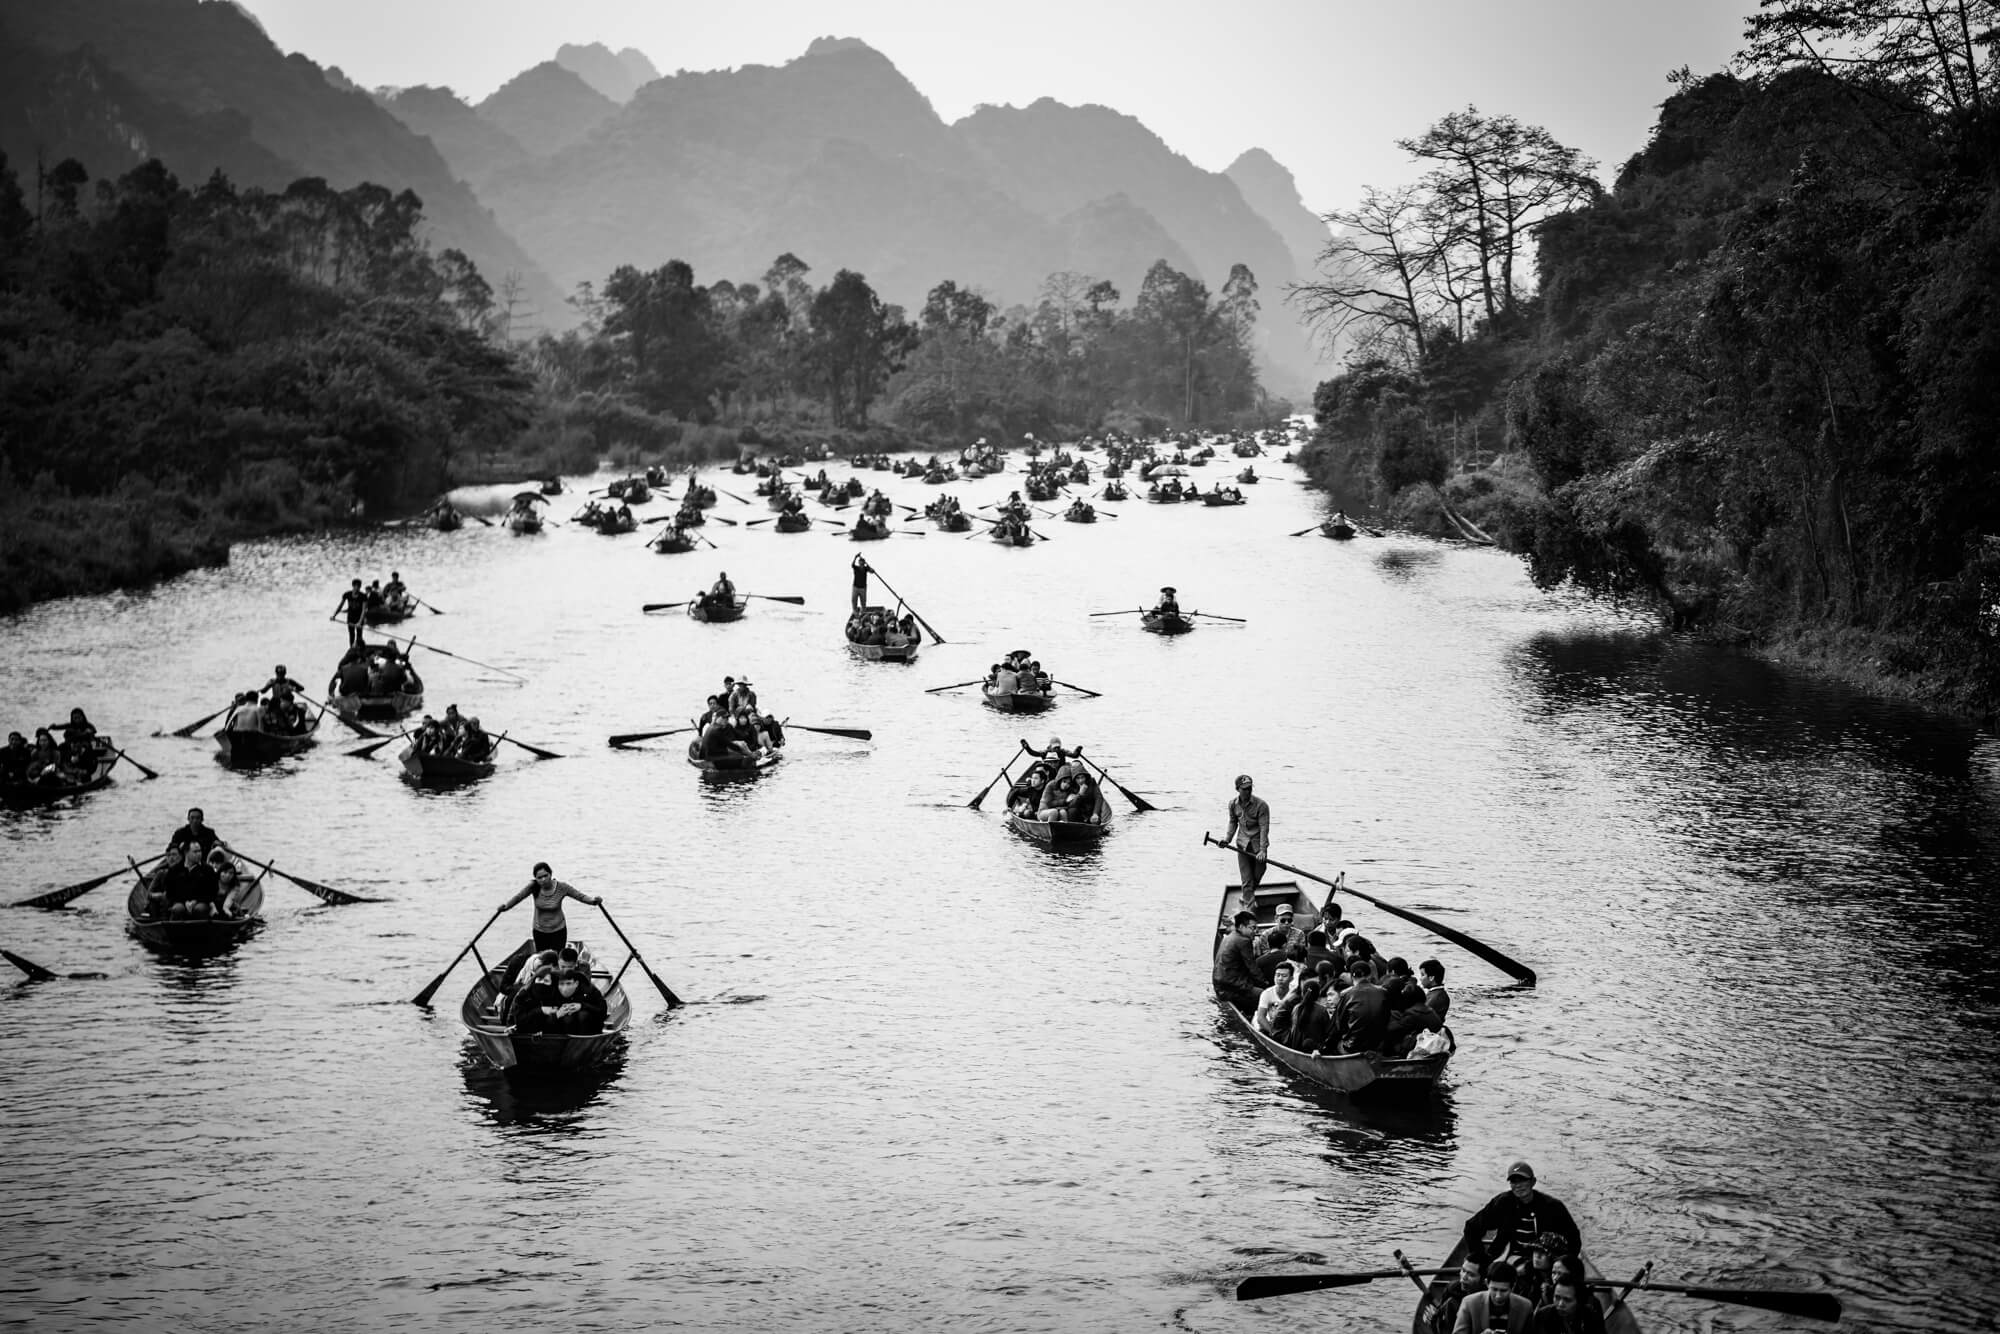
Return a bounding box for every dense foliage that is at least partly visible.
[1294,14,2000,711]
[525,253,1273,455]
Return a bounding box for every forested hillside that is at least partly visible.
[1296,8,2000,713]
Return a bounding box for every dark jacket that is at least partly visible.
[1451,1291,1533,1334]
[1385,996,1445,1054]
[168,823,220,856]
[1333,980,1391,1054]
[512,977,608,1035]
[1463,1188,1583,1265]
[1529,1300,1606,1334]
[1212,931,1261,993]
[1285,999,1336,1053]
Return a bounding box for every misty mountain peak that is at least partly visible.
[555,41,659,103]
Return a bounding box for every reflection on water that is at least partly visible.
[2,464,1994,1331]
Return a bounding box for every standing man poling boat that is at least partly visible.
[1223,773,1270,912]
[334,578,367,648]
[499,861,603,958]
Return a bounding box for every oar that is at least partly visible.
[493,734,561,761]
[298,693,386,739]
[111,748,160,780]
[225,846,382,905]
[1289,524,1320,537]
[608,726,693,748]
[1237,1267,1456,1301]
[1075,751,1154,812]
[642,514,678,525]
[1088,609,1144,617]
[745,594,805,605]
[926,680,983,693]
[168,703,233,737]
[719,488,751,504]
[346,730,410,759]
[469,513,494,527]
[1053,680,1102,698]
[643,601,691,612]
[597,903,683,1008]
[1191,611,1246,623]
[2,948,59,981]
[822,517,847,529]
[788,724,873,741]
[412,905,503,1006]
[13,852,170,909]
[1591,1281,1841,1322]
[711,515,739,526]
[1391,1250,1432,1294]
[865,568,945,644]
[376,632,527,685]
[698,532,720,549]
[968,746,1023,809]
[415,598,446,615]
[1202,835,1536,985]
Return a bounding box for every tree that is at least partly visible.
[808,269,916,426]
[601,259,729,421]
[1741,0,1995,114]
[1292,185,1438,363]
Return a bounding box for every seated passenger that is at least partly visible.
[1035,771,1077,822]
[1532,1257,1606,1332]
[1450,1261,1533,1334]
[1333,956,1391,1054]
[0,731,30,784]
[28,729,65,784]
[1260,904,1304,953]
[1254,961,1297,1034]
[1065,771,1100,822]
[223,691,265,733]
[1384,984,1446,1055]
[513,963,608,1035]
[1281,979,1335,1053]
[459,718,491,762]
[168,843,220,920]
[992,662,1018,694]
[1422,959,1451,1021]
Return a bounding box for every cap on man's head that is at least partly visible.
[1506,1161,1536,1183]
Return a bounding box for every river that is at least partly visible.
[3,453,1995,1332]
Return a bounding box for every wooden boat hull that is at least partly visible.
[1202,493,1245,506]
[981,686,1055,713]
[214,719,320,765]
[1063,510,1096,523]
[846,639,920,662]
[364,600,416,625]
[1323,521,1356,540]
[127,878,265,952]
[775,513,813,532]
[429,511,463,532]
[1213,882,1451,1097]
[507,512,544,533]
[328,688,424,722]
[849,523,891,541]
[1141,611,1195,635]
[651,532,697,553]
[990,528,1035,546]
[1,747,117,809]
[399,746,495,783]
[685,741,784,775]
[1411,1239,1641,1334]
[688,595,747,623]
[461,941,632,1072]
[1006,812,1108,845]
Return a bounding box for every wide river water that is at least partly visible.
[3,453,1996,1333]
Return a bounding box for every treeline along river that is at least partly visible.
[2,454,1995,1331]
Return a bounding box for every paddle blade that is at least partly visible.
[170,704,230,738]
[1678,1288,1843,1322]
[498,736,562,761]
[608,727,690,748]
[113,749,161,780]
[1236,1271,1384,1300]
[750,595,805,604]
[792,725,872,741]
[14,853,165,909]
[411,967,454,1007]
[2,948,58,981]
[345,736,400,759]
[642,602,689,612]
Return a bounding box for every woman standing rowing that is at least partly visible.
[499,861,602,956]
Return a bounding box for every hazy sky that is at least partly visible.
[233,0,1752,216]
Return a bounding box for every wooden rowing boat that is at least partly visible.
[981,682,1056,713]
[685,739,784,775]
[214,712,321,765]
[775,511,813,532]
[461,939,632,1072]
[1411,1236,1641,1334]
[651,528,698,553]
[399,745,495,784]
[507,510,544,534]
[1,743,117,809]
[688,593,748,623]
[1322,518,1356,539]
[989,524,1035,546]
[1141,609,1195,635]
[327,686,423,721]
[126,875,265,952]
[364,596,417,625]
[1004,782,1112,846]
[846,637,920,662]
[1202,490,1246,506]
[1212,881,1452,1096]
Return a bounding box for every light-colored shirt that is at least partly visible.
[1227,793,1271,854]
[506,878,592,933]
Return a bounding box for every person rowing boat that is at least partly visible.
[498,862,602,962]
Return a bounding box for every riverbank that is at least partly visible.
[1298,443,1998,724]
[0,476,351,618]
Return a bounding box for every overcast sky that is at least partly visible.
[234,0,1751,216]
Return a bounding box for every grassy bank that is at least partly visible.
[0,470,353,617]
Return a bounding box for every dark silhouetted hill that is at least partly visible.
[376,84,527,187]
